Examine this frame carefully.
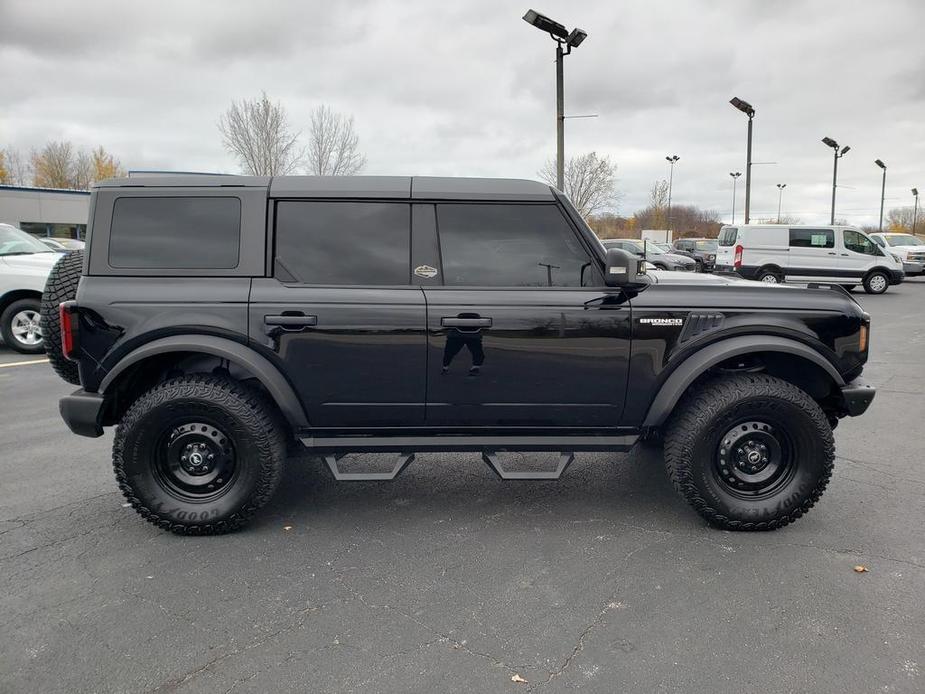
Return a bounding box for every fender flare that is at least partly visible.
[98,335,308,429]
[642,335,845,427]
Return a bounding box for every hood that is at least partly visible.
[649,270,796,288]
[1,252,60,274]
[655,252,695,265]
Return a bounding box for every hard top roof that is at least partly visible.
[94,175,555,201]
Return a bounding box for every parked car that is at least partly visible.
[602,239,696,271]
[45,175,874,535]
[869,232,925,276]
[714,224,905,294]
[671,238,718,271]
[0,223,59,353]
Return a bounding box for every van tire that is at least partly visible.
[41,250,84,385]
[862,271,889,295]
[756,267,782,284]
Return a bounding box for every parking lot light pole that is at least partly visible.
[822,137,850,224]
[776,183,787,223]
[875,160,887,232]
[523,10,588,192]
[729,172,741,224]
[666,155,679,231]
[913,188,920,235]
[730,98,755,223]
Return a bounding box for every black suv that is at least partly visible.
[42,175,875,535]
[672,237,718,271]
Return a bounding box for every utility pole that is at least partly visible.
[875,160,887,232]
[822,137,850,224]
[666,155,679,231]
[729,172,741,224]
[730,98,755,223]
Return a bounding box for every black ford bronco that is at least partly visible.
[42,175,875,535]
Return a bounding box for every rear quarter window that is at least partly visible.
[108,197,241,268]
[718,227,737,246]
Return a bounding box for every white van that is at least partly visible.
[714,224,905,294]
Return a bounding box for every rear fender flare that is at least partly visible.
[98,335,308,429]
[642,335,844,427]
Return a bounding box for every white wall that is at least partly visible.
[0,187,90,227]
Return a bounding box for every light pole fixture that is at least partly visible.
[665,155,679,231]
[730,97,755,223]
[729,172,741,224]
[523,9,588,192]
[874,159,887,232]
[913,188,920,235]
[822,137,850,224]
[776,183,787,223]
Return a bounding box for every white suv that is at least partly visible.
[869,232,925,276]
[0,223,61,353]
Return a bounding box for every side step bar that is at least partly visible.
[300,434,639,482]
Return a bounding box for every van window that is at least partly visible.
[789,228,834,249]
[843,230,881,256]
[718,228,737,246]
[109,197,241,268]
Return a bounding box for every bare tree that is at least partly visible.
[645,179,670,229]
[31,141,75,188]
[218,92,303,176]
[1,147,30,185]
[73,150,94,190]
[306,105,367,176]
[539,151,617,217]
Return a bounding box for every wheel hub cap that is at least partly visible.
[11,310,42,345]
[716,421,792,495]
[157,422,235,497]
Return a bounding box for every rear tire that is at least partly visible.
[863,271,889,294]
[695,260,703,273]
[664,373,834,531]
[41,250,84,384]
[113,375,286,535]
[1,298,44,354]
[756,267,782,284]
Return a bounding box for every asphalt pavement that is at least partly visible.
[1,281,924,693]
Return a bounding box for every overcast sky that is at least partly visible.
[2,0,923,225]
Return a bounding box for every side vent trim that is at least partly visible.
[679,312,725,343]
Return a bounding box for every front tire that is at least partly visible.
[756,267,782,284]
[664,374,834,530]
[113,375,286,535]
[1,298,44,354]
[863,271,889,294]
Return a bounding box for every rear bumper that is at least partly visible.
[839,378,876,417]
[59,389,104,438]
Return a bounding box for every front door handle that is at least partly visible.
[264,314,317,332]
[441,317,492,329]
[827,252,837,255]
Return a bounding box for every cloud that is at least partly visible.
[1,0,923,224]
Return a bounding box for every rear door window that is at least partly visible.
[789,228,834,249]
[436,203,595,287]
[275,201,410,285]
[717,228,737,246]
[109,197,241,268]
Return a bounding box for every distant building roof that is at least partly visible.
[0,184,91,196]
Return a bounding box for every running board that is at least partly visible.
[299,434,638,453]
[323,453,415,481]
[481,451,574,480]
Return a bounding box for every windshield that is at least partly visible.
[886,234,923,246]
[0,224,56,256]
[695,240,718,251]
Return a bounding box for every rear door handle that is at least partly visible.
[264,314,317,332]
[441,317,492,329]
[827,252,837,255]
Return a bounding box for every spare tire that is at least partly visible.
[41,250,83,385]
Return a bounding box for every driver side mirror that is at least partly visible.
[604,247,649,289]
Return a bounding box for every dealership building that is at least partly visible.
[0,184,91,239]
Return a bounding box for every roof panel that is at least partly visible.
[94,175,269,188]
[270,176,411,198]
[411,176,554,201]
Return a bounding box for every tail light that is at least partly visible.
[59,301,79,360]
[733,244,744,269]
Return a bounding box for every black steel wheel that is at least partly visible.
[664,373,834,530]
[113,375,286,535]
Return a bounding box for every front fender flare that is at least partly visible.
[98,335,308,429]
[642,335,844,428]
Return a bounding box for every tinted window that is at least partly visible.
[437,204,594,287]
[789,228,834,249]
[843,229,880,256]
[275,201,409,285]
[109,197,241,268]
[718,227,737,246]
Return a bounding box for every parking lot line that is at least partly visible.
[0,358,49,368]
